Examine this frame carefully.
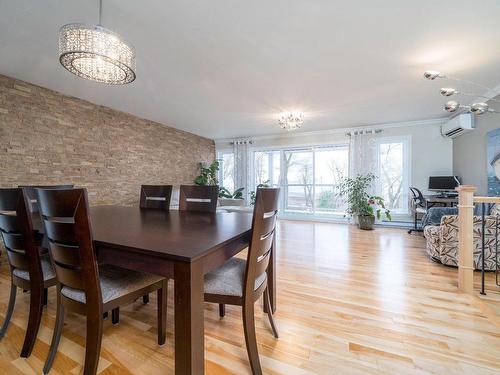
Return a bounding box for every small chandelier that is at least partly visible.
[59,0,136,85]
[278,111,304,131]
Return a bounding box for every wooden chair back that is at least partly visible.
[179,185,219,213]
[36,188,101,306]
[244,188,279,298]
[0,188,42,285]
[20,185,74,213]
[140,185,173,210]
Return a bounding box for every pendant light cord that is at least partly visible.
[98,0,103,26]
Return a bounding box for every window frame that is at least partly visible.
[374,135,411,216]
[249,143,350,218]
[217,150,235,192]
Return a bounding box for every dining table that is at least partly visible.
[34,205,277,375]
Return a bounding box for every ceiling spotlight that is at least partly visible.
[470,102,490,115]
[440,88,459,97]
[423,70,445,80]
[444,100,461,113]
[278,111,304,131]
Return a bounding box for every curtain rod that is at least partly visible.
[230,140,253,145]
[346,129,383,137]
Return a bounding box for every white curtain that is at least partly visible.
[348,130,379,192]
[232,141,252,204]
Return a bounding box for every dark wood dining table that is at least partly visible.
[35,205,276,374]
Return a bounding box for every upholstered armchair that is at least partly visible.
[424,212,499,270]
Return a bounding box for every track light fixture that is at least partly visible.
[444,101,463,113]
[424,70,498,116]
[444,101,496,115]
[440,88,459,97]
[470,102,494,115]
[423,70,446,80]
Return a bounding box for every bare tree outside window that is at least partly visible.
[316,148,349,212]
[220,153,235,192]
[254,152,269,185]
[378,142,404,211]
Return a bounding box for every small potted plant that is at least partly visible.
[249,181,270,205]
[218,187,245,207]
[194,160,219,186]
[337,173,391,230]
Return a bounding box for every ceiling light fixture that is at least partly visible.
[470,102,495,115]
[444,100,466,113]
[278,111,304,131]
[424,70,499,116]
[440,88,459,97]
[423,70,446,80]
[59,0,136,84]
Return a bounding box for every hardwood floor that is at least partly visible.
[1,221,499,374]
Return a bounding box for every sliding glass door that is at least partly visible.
[284,149,314,213]
[254,150,281,186]
[314,146,349,214]
[251,144,349,217]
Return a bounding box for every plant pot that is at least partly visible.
[218,198,245,207]
[358,215,375,230]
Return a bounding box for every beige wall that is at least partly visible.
[453,101,500,195]
[0,75,215,205]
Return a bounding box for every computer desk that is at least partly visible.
[425,194,458,207]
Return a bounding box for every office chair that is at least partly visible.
[408,187,428,234]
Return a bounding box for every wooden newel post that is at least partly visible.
[457,185,476,294]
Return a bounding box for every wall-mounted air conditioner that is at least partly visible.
[441,113,475,138]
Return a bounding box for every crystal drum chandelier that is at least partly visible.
[59,0,136,85]
[278,111,304,131]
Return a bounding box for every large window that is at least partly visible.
[375,137,410,215]
[314,146,349,214]
[284,149,314,212]
[251,145,349,216]
[218,151,235,192]
[254,150,281,186]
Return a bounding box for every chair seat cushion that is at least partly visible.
[61,265,164,304]
[12,254,55,282]
[204,257,267,297]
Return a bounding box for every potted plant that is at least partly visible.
[194,160,219,186]
[218,187,245,206]
[249,181,270,205]
[337,173,391,230]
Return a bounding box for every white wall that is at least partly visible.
[453,101,500,195]
[216,119,453,198]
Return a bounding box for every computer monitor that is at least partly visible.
[428,176,461,192]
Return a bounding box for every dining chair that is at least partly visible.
[19,185,74,282]
[19,185,74,213]
[37,188,168,375]
[138,184,172,304]
[139,185,173,210]
[0,188,57,358]
[179,185,219,213]
[204,187,279,375]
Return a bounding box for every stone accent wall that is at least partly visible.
[0,74,215,205]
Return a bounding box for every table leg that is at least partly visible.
[264,236,277,313]
[174,260,204,375]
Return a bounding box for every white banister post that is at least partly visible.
[457,185,476,294]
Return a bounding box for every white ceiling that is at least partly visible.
[1,0,500,139]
